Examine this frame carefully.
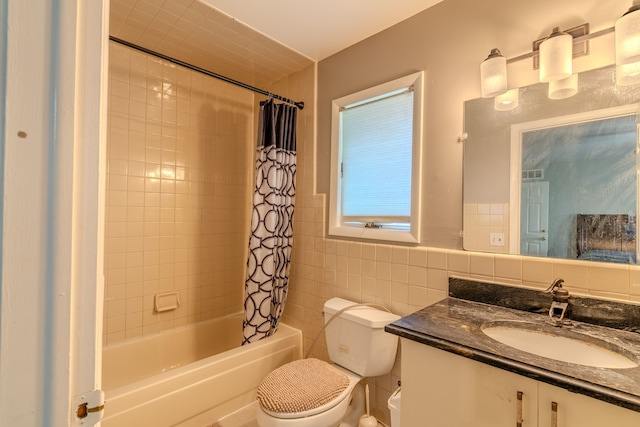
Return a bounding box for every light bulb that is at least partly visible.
[539,27,573,82]
[494,89,519,111]
[616,1,640,85]
[549,74,578,99]
[480,48,508,98]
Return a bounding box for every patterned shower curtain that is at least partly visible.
[242,99,297,345]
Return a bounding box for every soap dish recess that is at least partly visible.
[154,291,180,312]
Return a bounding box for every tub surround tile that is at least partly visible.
[386,277,640,413]
[105,41,254,345]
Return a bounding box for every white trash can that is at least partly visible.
[387,387,401,427]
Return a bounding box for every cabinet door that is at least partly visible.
[538,382,640,427]
[402,339,538,427]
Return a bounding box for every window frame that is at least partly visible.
[328,71,423,243]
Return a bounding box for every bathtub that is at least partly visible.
[101,314,302,427]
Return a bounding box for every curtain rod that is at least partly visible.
[109,36,305,110]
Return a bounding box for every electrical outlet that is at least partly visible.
[490,233,505,246]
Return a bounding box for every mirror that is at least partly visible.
[463,65,640,264]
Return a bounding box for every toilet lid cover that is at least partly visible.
[257,358,350,415]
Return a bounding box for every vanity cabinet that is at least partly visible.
[402,339,640,427]
[537,382,639,427]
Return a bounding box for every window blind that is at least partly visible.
[340,90,413,218]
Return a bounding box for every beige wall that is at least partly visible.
[104,41,254,345]
[316,0,621,249]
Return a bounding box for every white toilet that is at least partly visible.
[256,297,401,427]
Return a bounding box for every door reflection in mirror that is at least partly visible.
[515,114,637,262]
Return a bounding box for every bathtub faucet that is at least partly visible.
[545,278,571,327]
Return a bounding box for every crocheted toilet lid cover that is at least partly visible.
[257,358,350,414]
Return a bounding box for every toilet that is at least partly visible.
[256,298,401,427]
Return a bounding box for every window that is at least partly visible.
[329,72,423,243]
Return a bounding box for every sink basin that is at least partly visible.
[482,322,638,369]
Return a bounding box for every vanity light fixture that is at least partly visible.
[480,48,508,98]
[494,89,519,111]
[481,2,640,108]
[616,0,640,86]
[539,27,573,82]
[548,74,578,99]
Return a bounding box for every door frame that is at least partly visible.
[0,0,108,425]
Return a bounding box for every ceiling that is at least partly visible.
[109,0,443,89]
[200,0,445,61]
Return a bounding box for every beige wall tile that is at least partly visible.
[448,251,469,275]
[630,265,640,296]
[408,265,427,287]
[588,263,630,294]
[427,248,447,270]
[494,254,521,281]
[408,247,428,267]
[522,256,554,288]
[469,252,494,277]
[392,247,409,264]
[104,42,252,344]
[376,244,392,262]
[552,259,589,293]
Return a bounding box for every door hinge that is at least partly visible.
[74,389,105,425]
[77,402,104,418]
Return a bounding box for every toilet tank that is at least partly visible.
[323,298,401,377]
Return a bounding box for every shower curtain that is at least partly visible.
[243,99,297,344]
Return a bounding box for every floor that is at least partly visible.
[208,402,259,427]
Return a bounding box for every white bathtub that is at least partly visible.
[101,314,302,427]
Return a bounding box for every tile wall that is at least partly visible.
[104,41,254,345]
[463,202,510,253]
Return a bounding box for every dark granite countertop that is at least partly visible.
[385,278,640,412]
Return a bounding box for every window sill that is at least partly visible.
[328,224,419,244]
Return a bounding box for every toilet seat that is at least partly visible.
[257,359,361,420]
[261,381,352,419]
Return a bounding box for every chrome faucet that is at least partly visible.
[545,278,571,327]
